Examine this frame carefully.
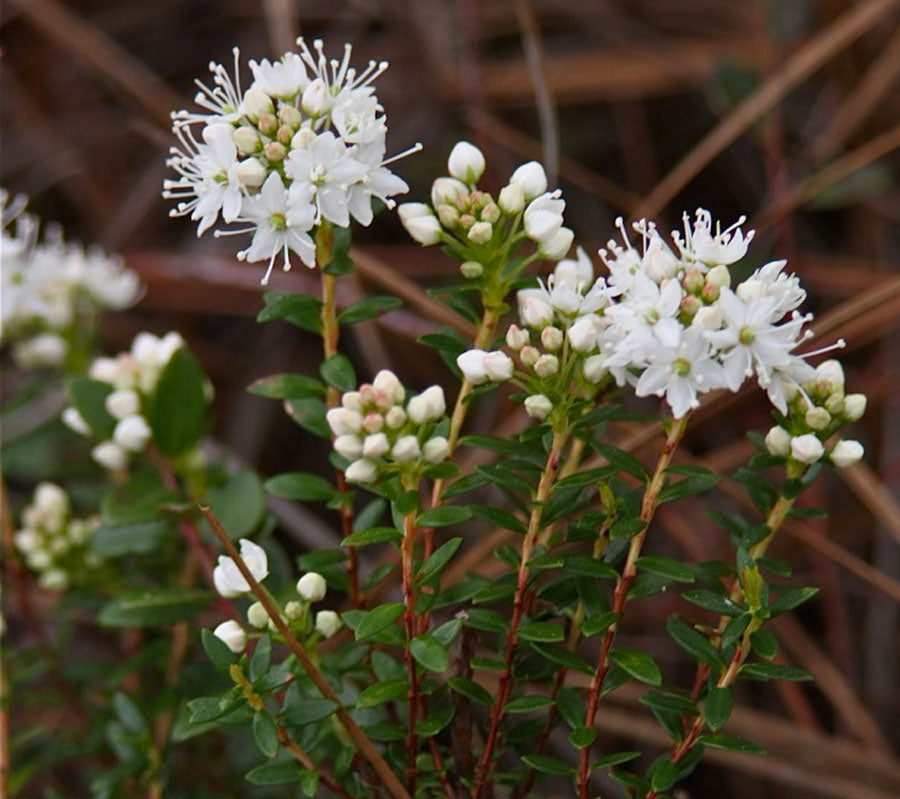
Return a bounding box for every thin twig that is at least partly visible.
[199,505,410,799]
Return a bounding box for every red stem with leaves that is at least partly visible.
[576,413,691,799]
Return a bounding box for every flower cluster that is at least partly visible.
[62,331,186,470]
[327,369,449,483]
[458,211,846,420]
[164,40,417,284]
[14,482,102,592]
[212,538,340,652]
[764,358,865,467]
[399,142,573,279]
[1,190,141,368]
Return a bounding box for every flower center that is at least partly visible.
[672,357,691,377]
[739,326,756,345]
[309,164,327,185]
[269,212,287,231]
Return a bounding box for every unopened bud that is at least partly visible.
[233,126,261,154]
[297,572,327,602]
[480,202,501,224]
[247,602,269,629]
[301,78,333,117]
[315,609,342,638]
[447,141,486,183]
[278,104,302,130]
[843,393,866,421]
[534,354,559,377]
[276,124,293,146]
[264,141,286,162]
[423,436,450,463]
[683,269,704,294]
[510,161,548,200]
[519,346,540,367]
[830,439,864,468]
[385,407,407,429]
[498,183,525,214]
[460,260,483,279]
[235,158,267,187]
[805,407,831,430]
[437,204,460,228]
[345,459,377,483]
[257,113,278,137]
[213,620,246,653]
[242,88,274,122]
[468,221,493,244]
[284,601,304,620]
[790,434,824,464]
[583,354,606,383]
[524,394,552,420]
[541,326,563,352]
[700,283,720,303]
[506,325,529,350]
[680,295,702,317]
[392,435,421,462]
[706,264,731,288]
[764,426,791,456]
[431,177,468,207]
[363,433,390,458]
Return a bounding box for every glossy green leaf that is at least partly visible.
[696,733,765,754]
[98,590,211,627]
[417,537,462,584]
[356,680,408,708]
[518,622,565,642]
[252,711,278,758]
[520,754,575,775]
[338,295,403,324]
[341,526,401,547]
[448,676,493,707]
[147,348,208,457]
[265,472,336,502]
[704,687,733,731]
[416,506,472,527]
[636,556,694,583]
[504,696,554,713]
[608,648,662,686]
[245,761,306,785]
[280,697,338,726]
[319,354,356,392]
[67,377,115,437]
[739,662,812,682]
[247,374,324,400]
[666,617,725,668]
[355,602,404,641]
[410,634,449,673]
[568,726,598,749]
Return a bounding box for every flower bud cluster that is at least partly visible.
[14,482,103,592]
[62,331,187,471]
[764,359,865,468]
[327,369,448,484]
[398,141,573,273]
[165,40,418,284]
[1,190,141,368]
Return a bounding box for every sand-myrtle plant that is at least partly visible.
[1,35,877,799]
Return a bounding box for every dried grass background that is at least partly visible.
[1,1,899,797]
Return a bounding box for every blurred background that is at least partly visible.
[2,1,899,797]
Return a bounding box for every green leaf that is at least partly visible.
[280,697,339,726]
[98,590,211,627]
[245,761,306,785]
[504,696,554,713]
[448,676,493,707]
[341,527,401,547]
[560,556,618,580]
[520,754,575,775]
[568,726,598,749]
[518,622,565,642]
[640,690,698,717]
[113,691,147,733]
[470,504,527,534]
[582,611,619,637]
[417,537,462,584]
[284,398,330,438]
[92,520,175,556]
[464,608,508,633]
[659,470,720,503]
[252,711,279,758]
[319,354,357,393]
[67,377,116,438]
[338,295,403,324]
[356,679,408,708]
[250,635,271,682]
[324,226,354,276]
[593,442,649,482]
[416,705,455,736]
[768,586,819,617]
[556,688,586,729]
[187,694,241,724]
[416,506,472,527]
[147,348,208,457]
[202,470,266,540]
[650,760,680,792]
[696,733,765,754]
[247,373,324,400]
[201,628,237,671]
[355,603,404,641]
[530,643,593,675]
[704,687,733,732]
[666,617,725,668]
[739,663,813,682]
[610,517,646,539]
[591,751,641,770]
[257,291,322,333]
[682,590,743,616]
[300,770,319,797]
[432,618,463,648]
[265,472,336,502]
[749,629,778,659]
[608,649,662,686]
[410,634,449,673]
[636,556,694,583]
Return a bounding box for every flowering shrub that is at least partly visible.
[1,37,872,799]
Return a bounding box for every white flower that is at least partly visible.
[635,326,727,418]
[235,172,316,284]
[423,436,450,463]
[249,52,308,99]
[498,183,525,214]
[447,141,486,183]
[334,434,364,460]
[373,369,405,404]
[90,357,124,385]
[843,393,866,421]
[327,407,363,436]
[302,77,333,116]
[510,161,548,200]
[385,407,406,429]
[524,394,553,420]
[539,226,574,260]
[212,538,269,597]
[105,389,140,420]
[523,191,565,243]
[297,571,327,602]
[583,354,607,383]
[392,435,420,462]
[408,386,445,424]
[62,407,91,436]
[398,203,442,245]
[643,235,680,283]
[12,333,68,368]
[241,87,274,121]
[315,609,342,638]
[707,264,731,288]
[672,209,753,266]
[554,247,594,287]
[764,426,791,456]
[213,620,247,653]
[234,157,266,188]
[363,432,390,458]
[568,316,598,352]
[790,434,824,464]
[15,528,41,555]
[91,441,128,471]
[815,359,844,392]
[457,349,489,385]
[484,352,514,382]
[34,483,69,518]
[518,292,554,329]
[247,601,269,629]
[39,569,68,592]
[830,439,864,468]
[345,458,378,483]
[113,415,152,453]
